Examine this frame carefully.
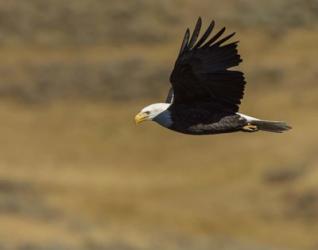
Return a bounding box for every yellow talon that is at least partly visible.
[242,123,258,132]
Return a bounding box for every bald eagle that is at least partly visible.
[135,18,291,135]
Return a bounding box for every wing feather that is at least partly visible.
[193,20,215,49]
[169,19,246,112]
[188,17,202,49]
[212,32,236,47]
[202,27,226,48]
[178,28,190,56]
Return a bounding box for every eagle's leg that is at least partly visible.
[242,123,258,132]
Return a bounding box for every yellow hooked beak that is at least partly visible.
[134,112,149,124]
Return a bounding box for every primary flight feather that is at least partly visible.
[135,18,291,135]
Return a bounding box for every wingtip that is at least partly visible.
[197,17,202,28]
[186,28,190,36]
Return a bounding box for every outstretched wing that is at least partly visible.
[169,17,246,112]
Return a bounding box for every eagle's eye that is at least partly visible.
[144,111,150,115]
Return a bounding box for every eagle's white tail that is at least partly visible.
[238,113,291,133]
[250,120,291,133]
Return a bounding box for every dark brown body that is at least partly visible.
[168,104,247,135]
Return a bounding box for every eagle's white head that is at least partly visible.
[135,103,172,127]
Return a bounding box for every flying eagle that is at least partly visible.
[134,18,291,135]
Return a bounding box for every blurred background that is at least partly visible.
[0,0,317,249]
